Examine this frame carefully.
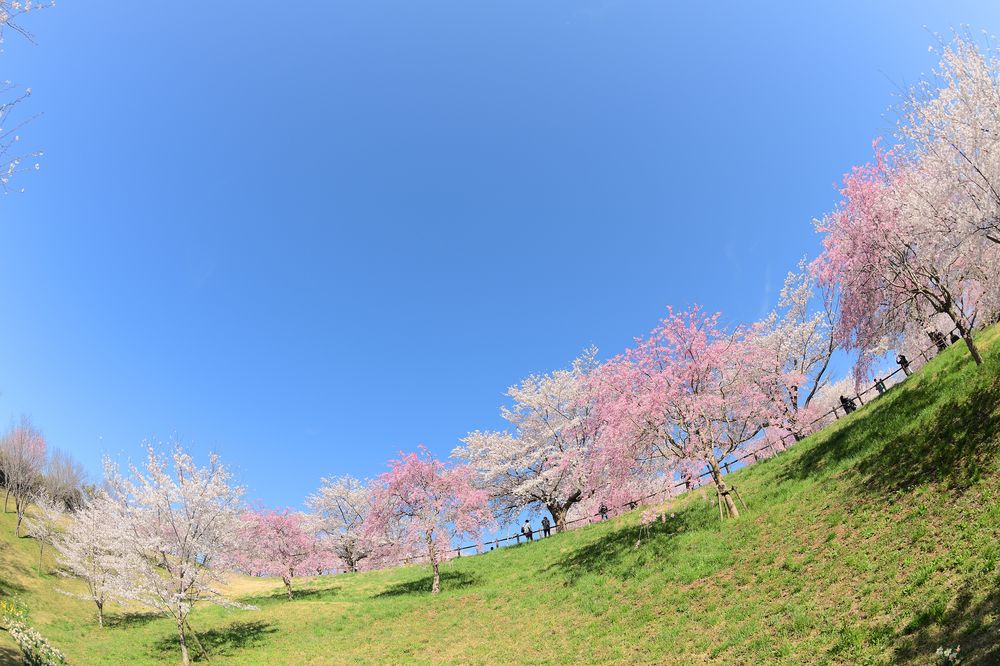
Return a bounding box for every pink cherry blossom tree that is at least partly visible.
[366,447,491,593]
[814,143,991,379]
[453,347,603,532]
[1,416,47,536]
[232,508,322,600]
[571,468,678,524]
[591,306,790,518]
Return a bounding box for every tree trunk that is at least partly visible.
[547,489,582,533]
[96,600,104,628]
[177,617,190,666]
[344,546,358,573]
[549,504,569,533]
[282,575,294,600]
[949,312,983,366]
[3,488,9,513]
[962,333,984,366]
[426,530,440,594]
[38,542,44,573]
[431,559,440,594]
[710,461,739,519]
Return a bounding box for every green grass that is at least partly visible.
[2,327,1000,664]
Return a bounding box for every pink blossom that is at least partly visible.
[365,447,492,593]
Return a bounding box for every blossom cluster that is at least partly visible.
[1,599,69,666]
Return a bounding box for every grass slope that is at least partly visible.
[2,328,1000,665]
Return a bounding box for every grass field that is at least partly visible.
[2,327,999,665]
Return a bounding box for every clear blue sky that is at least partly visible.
[2,1,998,509]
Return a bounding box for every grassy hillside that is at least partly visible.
[2,327,999,665]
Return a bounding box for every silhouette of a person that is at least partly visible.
[897,354,911,376]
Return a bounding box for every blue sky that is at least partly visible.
[2,1,999,509]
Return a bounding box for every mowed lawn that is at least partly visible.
[2,327,1000,665]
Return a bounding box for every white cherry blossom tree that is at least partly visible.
[22,488,63,572]
[1,1,50,193]
[53,491,129,627]
[305,474,377,572]
[755,259,838,440]
[104,444,252,666]
[454,348,603,531]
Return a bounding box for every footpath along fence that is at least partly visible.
[366,327,963,568]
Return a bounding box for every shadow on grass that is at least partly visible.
[105,611,162,629]
[0,550,39,594]
[866,373,1000,493]
[891,577,1000,665]
[152,620,278,662]
[547,506,709,585]
[0,574,26,597]
[374,571,478,598]
[286,585,342,602]
[781,350,1000,498]
[0,644,21,664]
[247,585,341,604]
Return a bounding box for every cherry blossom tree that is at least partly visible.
[1,417,47,536]
[591,306,790,518]
[755,259,838,441]
[22,489,63,572]
[0,2,49,42]
[1,1,49,193]
[887,33,1000,327]
[571,468,679,524]
[306,475,377,572]
[748,374,859,462]
[814,143,991,378]
[232,508,321,600]
[366,448,491,594]
[52,491,127,627]
[104,445,252,666]
[453,348,603,532]
[898,33,1000,250]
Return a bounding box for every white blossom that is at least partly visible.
[103,444,252,666]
